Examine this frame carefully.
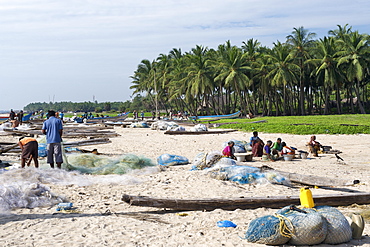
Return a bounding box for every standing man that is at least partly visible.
[9,109,16,120]
[42,110,63,169]
[17,110,24,125]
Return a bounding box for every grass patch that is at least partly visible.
[213,114,370,135]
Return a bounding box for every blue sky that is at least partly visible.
[1,0,369,111]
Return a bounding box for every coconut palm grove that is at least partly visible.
[130,25,370,117]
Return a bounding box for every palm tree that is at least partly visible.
[308,37,344,114]
[181,45,215,116]
[336,31,370,114]
[267,41,300,115]
[286,27,316,115]
[214,41,252,114]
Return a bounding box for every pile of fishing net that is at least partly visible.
[245,205,352,245]
[192,152,288,185]
[130,122,149,128]
[222,139,251,153]
[189,124,208,132]
[66,153,155,175]
[0,169,69,212]
[157,154,189,166]
[151,121,179,130]
[0,182,64,212]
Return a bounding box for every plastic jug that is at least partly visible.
[351,213,365,240]
[300,187,315,208]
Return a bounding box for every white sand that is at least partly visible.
[1,126,370,246]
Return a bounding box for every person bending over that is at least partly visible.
[18,137,39,168]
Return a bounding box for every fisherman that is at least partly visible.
[18,137,39,168]
[42,110,63,169]
[17,110,24,125]
[9,109,16,120]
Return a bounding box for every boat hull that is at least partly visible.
[189,111,241,121]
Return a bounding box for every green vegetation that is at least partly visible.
[214,115,370,135]
[23,95,152,113]
[131,24,370,117]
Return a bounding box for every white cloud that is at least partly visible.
[0,0,369,110]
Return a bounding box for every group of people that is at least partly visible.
[8,109,24,128]
[18,110,64,169]
[222,131,323,161]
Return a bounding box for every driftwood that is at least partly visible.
[164,129,237,135]
[3,138,112,153]
[0,143,19,154]
[3,127,119,138]
[253,165,354,187]
[122,192,370,211]
[276,170,353,187]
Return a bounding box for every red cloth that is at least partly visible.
[222,146,233,157]
[252,143,263,157]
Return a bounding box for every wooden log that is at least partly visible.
[276,170,353,187]
[122,192,370,211]
[5,138,112,153]
[0,143,20,154]
[252,165,353,187]
[164,129,237,135]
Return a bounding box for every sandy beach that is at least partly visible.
[1,125,370,247]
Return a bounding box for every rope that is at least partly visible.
[274,213,295,238]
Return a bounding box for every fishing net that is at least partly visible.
[222,139,248,153]
[315,205,352,244]
[189,124,207,132]
[192,151,227,170]
[157,154,189,166]
[130,122,149,128]
[192,152,288,185]
[0,182,64,212]
[277,205,327,245]
[151,121,179,130]
[244,214,293,245]
[66,153,155,175]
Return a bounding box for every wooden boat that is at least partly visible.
[74,112,130,123]
[0,113,32,122]
[0,114,8,122]
[189,111,241,121]
[164,129,238,135]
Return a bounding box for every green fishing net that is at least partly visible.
[66,153,155,175]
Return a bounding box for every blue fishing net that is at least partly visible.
[157,154,189,166]
[245,214,291,245]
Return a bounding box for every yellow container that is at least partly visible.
[300,187,315,208]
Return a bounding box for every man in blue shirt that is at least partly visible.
[42,110,63,168]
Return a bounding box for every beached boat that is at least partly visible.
[164,129,238,135]
[189,111,241,121]
[0,113,32,123]
[74,112,130,123]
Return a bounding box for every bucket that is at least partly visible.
[300,152,308,159]
[236,155,245,162]
[283,154,294,161]
[245,154,253,161]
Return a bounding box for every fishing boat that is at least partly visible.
[74,112,130,123]
[0,113,32,123]
[189,111,241,121]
